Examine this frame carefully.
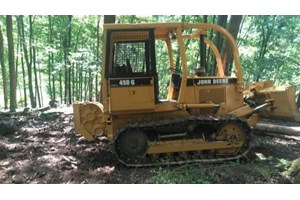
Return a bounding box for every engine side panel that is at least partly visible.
[184,77,244,115]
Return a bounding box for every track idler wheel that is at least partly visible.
[118,130,148,158]
[216,122,246,155]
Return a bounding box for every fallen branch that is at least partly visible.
[254,123,300,136]
[33,106,51,112]
[255,131,300,141]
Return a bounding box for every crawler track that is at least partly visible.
[114,115,252,167]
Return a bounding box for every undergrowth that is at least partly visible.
[147,159,279,184]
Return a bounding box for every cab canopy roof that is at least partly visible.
[103,22,219,40]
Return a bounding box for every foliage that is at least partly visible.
[239,16,300,87]
[0,15,300,109]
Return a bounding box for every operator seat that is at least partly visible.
[114,59,132,77]
[171,73,182,90]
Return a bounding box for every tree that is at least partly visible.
[210,15,227,75]
[63,15,73,105]
[254,16,277,82]
[238,16,299,85]
[297,93,300,109]
[95,15,101,102]
[200,16,207,69]
[6,15,17,112]
[47,15,55,101]
[30,15,42,107]
[0,24,8,109]
[16,16,28,107]
[221,15,242,75]
[18,15,36,108]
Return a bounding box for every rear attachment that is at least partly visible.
[73,102,105,141]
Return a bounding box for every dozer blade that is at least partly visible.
[245,81,300,122]
[73,102,105,141]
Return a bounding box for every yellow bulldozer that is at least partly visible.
[73,22,300,167]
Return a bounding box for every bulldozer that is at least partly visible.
[73,22,300,167]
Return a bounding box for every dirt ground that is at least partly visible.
[0,109,300,184]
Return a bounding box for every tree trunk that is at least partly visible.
[34,105,51,112]
[19,15,36,108]
[297,93,300,110]
[16,18,28,107]
[63,27,68,104]
[0,25,8,109]
[33,46,41,107]
[59,69,63,104]
[95,15,101,102]
[254,123,300,136]
[206,15,216,75]
[38,63,43,107]
[51,51,55,100]
[6,15,17,112]
[28,15,36,108]
[63,15,72,105]
[221,15,242,76]
[79,63,83,101]
[47,53,52,100]
[211,15,227,75]
[71,22,83,102]
[21,55,27,107]
[15,32,21,106]
[88,68,93,101]
[200,15,207,71]
[47,16,53,100]
[28,15,41,108]
[67,15,72,104]
[254,16,276,82]
[48,16,56,101]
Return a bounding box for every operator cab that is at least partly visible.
[105,29,159,112]
[104,23,244,115]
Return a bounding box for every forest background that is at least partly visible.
[0,15,300,111]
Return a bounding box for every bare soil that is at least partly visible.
[0,110,300,184]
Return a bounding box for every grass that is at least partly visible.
[147,159,279,184]
[147,165,212,184]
